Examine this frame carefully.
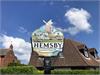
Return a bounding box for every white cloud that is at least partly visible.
[56,27,67,32]
[18,26,27,33]
[18,26,31,36]
[0,34,31,64]
[58,8,93,35]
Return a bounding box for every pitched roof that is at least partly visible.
[88,48,97,53]
[0,49,9,56]
[29,39,99,68]
[64,39,99,66]
[29,50,43,66]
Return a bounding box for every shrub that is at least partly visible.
[0,66,37,74]
[37,70,44,74]
[8,62,26,66]
[1,66,99,74]
[52,70,100,74]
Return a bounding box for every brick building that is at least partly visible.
[29,39,100,69]
[0,44,18,67]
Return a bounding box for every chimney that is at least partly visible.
[9,44,13,50]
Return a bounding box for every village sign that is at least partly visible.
[31,19,64,57]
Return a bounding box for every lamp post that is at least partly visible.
[44,57,51,74]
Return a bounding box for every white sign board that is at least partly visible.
[32,20,64,57]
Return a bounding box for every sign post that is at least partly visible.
[31,20,64,74]
[44,57,51,74]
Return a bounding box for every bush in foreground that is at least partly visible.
[52,70,100,74]
[8,62,26,66]
[0,66,37,74]
[0,66,99,74]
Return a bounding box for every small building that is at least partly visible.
[29,39,100,70]
[0,44,18,67]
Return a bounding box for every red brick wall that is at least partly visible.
[0,56,5,67]
[0,57,1,66]
[0,51,16,67]
[4,51,15,66]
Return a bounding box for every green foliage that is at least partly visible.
[0,66,99,74]
[0,66,37,74]
[52,70,100,74]
[37,70,44,74]
[8,62,26,66]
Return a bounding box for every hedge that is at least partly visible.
[52,70,100,74]
[0,66,37,74]
[8,62,27,66]
[0,66,100,74]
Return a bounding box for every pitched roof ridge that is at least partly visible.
[0,48,9,50]
[0,48,13,56]
[68,39,89,66]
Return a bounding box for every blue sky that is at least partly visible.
[0,1,100,64]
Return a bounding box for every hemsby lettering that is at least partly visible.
[32,42,63,49]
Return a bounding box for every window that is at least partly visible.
[1,56,5,58]
[79,49,85,56]
[90,51,98,58]
[84,46,89,57]
[79,46,88,58]
[90,52,94,57]
[84,50,88,57]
